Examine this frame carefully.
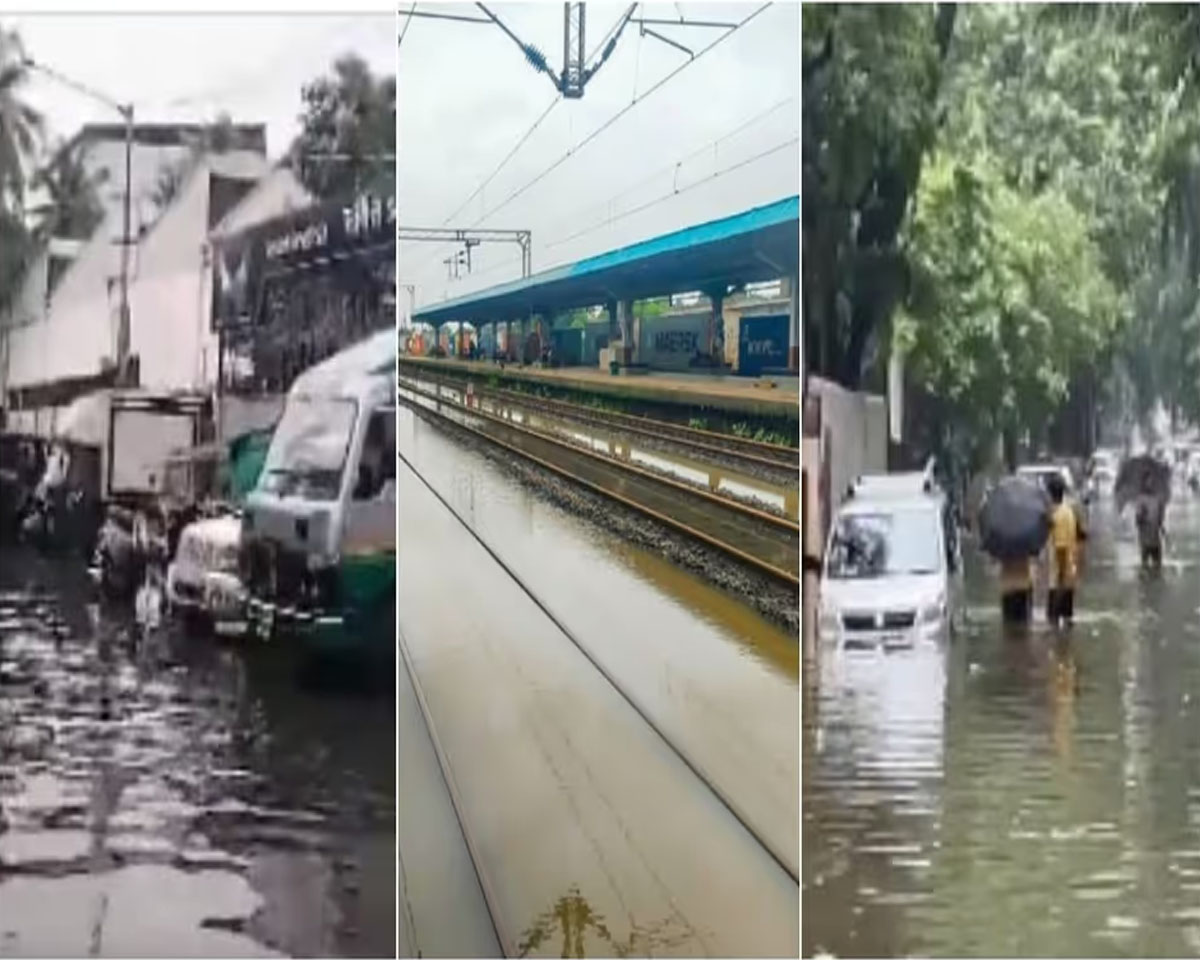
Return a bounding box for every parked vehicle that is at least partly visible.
[818,469,960,650]
[1017,463,1089,515]
[239,329,396,670]
[167,512,246,634]
[162,427,274,634]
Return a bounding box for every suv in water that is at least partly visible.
[818,473,960,650]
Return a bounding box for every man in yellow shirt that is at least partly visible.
[1047,473,1085,627]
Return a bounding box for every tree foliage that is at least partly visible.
[290,54,395,202]
[29,144,106,243]
[801,2,957,389]
[0,26,39,313]
[899,154,1120,467]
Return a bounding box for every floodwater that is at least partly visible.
[399,389,799,579]
[0,547,395,957]
[803,495,1200,957]
[399,376,797,517]
[397,405,799,957]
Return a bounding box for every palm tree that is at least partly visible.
[29,144,107,242]
[0,26,43,214]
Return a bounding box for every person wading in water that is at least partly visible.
[1000,554,1034,626]
[1135,473,1166,571]
[1047,473,1085,627]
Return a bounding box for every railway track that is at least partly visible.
[397,365,799,473]
[399,383,800,588]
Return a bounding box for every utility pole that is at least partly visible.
[399,226,533,278]
[23,57,136,386]
[117,103,133,386]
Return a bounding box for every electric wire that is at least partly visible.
[441,132,797,285]
[398,3,417,54]
[462,2,772,232]
[398,620,510,956]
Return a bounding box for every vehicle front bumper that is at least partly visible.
[167,564,248,636]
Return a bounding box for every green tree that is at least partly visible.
[0,26,40,313]
[898,153,1120,470]
[290,54,395,201]
[0,26,41,212]
[802,2,957,389]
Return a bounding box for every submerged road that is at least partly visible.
[804,495,1200,957]
[397,406,799,957]
[0,547,395,957]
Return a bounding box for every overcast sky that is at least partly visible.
[7,13,394,160]
[398,1,799,311]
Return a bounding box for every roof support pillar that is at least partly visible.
[617,299,633,367]
[787,273,799,374]
[705,286,727,368]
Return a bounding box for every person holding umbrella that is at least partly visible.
[1000,554,1035,625]
[980,475,1052,628]
[1135,472,1166,570]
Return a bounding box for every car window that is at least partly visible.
[353,407,396,501]
[826,508,943,579]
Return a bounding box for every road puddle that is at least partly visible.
[0,548,394,957]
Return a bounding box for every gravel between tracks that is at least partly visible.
[406,403,799,636]
[403,375,797,486]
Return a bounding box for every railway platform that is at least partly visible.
[398,355,799,421]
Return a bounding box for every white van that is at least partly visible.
[239,329,396,666]
[818,472,960,650]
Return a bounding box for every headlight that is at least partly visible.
[920,601,945,625]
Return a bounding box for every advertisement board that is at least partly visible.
[737,314,789,377]
[212,192,396,332]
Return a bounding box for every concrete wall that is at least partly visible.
[809,375,887,522]
[5,151,270,396]
[219,393,283,440]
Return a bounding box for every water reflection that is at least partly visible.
[0,548,394,957]
[516,886,694,958]
[803,498,1200,956]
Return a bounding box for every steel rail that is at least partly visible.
[402,380,799,535]
[400,369,798,474]
[396,358,799,465]
[400,388,799,588]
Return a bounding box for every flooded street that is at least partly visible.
[398,405,799,957]
[803,495,1200,957]
[0,547,395,957]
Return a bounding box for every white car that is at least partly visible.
[166,513,247,635]
[818,477,959,650]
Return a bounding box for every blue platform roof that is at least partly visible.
[412,195,798,326]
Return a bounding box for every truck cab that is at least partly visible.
[239,329,396,668]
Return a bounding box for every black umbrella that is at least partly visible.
[1115,455,1171,513]
[979,476,1051,560]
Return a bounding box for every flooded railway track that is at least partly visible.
[399,384,800,587]
[398,366,798,472]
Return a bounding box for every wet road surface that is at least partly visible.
[0,547,395,957]
[803,496,1200,957]
[397,406,799,957]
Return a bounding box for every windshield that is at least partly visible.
[826,509,943,579]
[258,396,357,501]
